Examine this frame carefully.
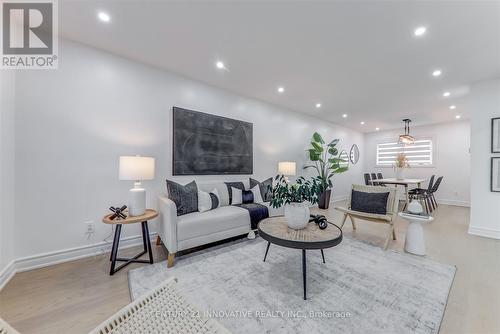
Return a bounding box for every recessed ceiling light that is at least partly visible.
[215,61,225,69]
[455,115,461,119]
[277,87,285,93]
[432,69,442,77]
[360,121,365,125]
[449,105,456,110]
[443,91,451,97]
[414,26,427,37]
[315,103,321,108]
[342,114,347,118]
[375,127,380,131]
[98,11,110,23]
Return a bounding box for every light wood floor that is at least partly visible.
[0,203,499,334]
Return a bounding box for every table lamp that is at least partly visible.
[119,156,155,216]
[278,161,296,182]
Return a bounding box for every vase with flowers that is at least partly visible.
[394,153,410,180]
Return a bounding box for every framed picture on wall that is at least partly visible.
[492,117,500,153]
[491,157,500,192]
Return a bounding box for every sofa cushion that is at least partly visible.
[166,180,198,216]
[196,181,230,207]
[250,177,273,202]
[242,189,254,204]
[225,182,245,204]
[177,206,250,241]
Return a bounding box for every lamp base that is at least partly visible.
[129,184,146,216]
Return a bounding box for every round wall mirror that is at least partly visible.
[350,144,360,165]
[339,150,349,168]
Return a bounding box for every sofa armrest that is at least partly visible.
[158,195,178,253]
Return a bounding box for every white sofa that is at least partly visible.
[157,180,283,267]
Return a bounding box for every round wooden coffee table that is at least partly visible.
[257,216,342,300]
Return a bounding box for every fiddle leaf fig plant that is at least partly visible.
[269,175,323,208]
[304,132,348,191]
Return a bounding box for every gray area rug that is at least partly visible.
[129,237,455,334]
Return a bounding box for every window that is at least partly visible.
[376,139,433,167]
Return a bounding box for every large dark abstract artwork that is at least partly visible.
[173,107,253,175]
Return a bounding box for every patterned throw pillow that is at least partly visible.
[250,185,264,203]
[166,180,198,216]
[198,188,220,213]
[249,177,273,202]
[224,182,245,204]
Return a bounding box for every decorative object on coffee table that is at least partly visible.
[108,205,127,220]
[102,209,158,275]
[269,175,322,229]
[304,132,348,209]
[258,216,342,300]
[119,156,155,216]
[399,211,434,256]
[89,277,231,334]
[309,214,328,229]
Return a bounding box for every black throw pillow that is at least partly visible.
[249,177,273,202]
[350,190,389,215]
[166,180,198,216]
[224,182,245,204]
[242,190,254,204]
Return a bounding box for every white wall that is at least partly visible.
[0,71,16,280]
[469,78,500,239]
[12,40,364,260]
[363,121,471,206]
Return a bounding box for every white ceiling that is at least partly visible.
[59,0,500,132]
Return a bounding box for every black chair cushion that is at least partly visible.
[351,190,389,215]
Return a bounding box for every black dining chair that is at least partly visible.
[370,173,379,186]
[376,173,386,187]
[428,176,443,210]
[364,173,372,186]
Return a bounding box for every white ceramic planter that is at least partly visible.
[284,202,310,230]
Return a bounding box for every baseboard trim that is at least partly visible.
[468,226,500,240]
[0,260,16,291]
[0,232,157,291]
[435,198,470,207]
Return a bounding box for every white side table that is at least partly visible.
[398,212,434,256]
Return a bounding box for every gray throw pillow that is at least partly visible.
[250,177,273,202]
[166,180,198,216]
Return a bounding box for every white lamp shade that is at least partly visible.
[278,161,296,176]
[119,156,155,181]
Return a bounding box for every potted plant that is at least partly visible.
[394,153,410,179]
[304,132,348,209]
[269,175,322,229]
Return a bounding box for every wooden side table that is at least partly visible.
[102,209,158,275]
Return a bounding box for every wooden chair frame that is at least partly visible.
[335,184,398,250]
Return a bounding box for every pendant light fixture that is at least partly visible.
[398,119,415,145]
